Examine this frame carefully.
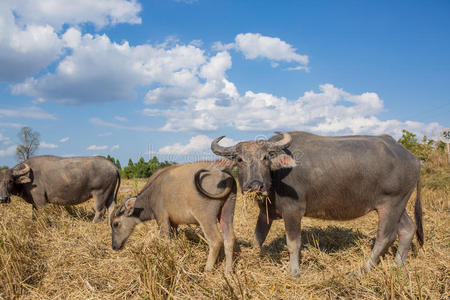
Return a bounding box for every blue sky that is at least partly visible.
[1,0,449,167]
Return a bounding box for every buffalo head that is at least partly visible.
[110,196,142,251]
[211,132,296,194]
[0,163,32,203]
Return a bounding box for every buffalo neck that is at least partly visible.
[134,193,153,222]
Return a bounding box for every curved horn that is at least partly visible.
[211,136,237,157]
[267,132,292,151]
[12,163,30,177]
[194,169,234,199]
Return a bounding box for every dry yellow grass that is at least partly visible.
[1,161,449,299]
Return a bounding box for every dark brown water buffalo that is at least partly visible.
[0,155,121,223]
[110,160,236,274]
[211,131,423,276]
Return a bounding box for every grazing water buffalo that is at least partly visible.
[211,131,423,276]
[110,160,236,273]
[0,155,121,223]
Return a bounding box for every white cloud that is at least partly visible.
[0,0,141,82]
[0,106,55,119]
[233,33,309,69]
[13,30,207,104]
[59,137,69,143]
[11,0,142,30]
[148,83,440,138]
[40,141,58,149]
[114,116,127,122]
[111,144,120,150]
[158,135,237,155]
[87,145,108,151]
[0,145,17,157]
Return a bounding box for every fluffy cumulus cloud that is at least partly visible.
[111,144,120,150]
[143,82,440,138]
[59,137,69,143]
[234,33,309,70]
[0,0,141,82]
[214,33,309,71]
[13,30,208,104]
[158,135,237,155]
[1,1,440,140]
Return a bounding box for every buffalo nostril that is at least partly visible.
[0,197,10,203]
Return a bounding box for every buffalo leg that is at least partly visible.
[220,194,236,274]
[254,207,273,248]
[283,212,302,277]
[394,210,415,266]
[92,193,107,223]
[199,218,223,272]
[31,194,46,220]
[105,193,116,224]
[157,213,171,238]
[364,203,402,271]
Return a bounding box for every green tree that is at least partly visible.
[115,159,122,170]
[120,156,174,179]
[134,157,151,178]
[122,159,135,179]
[16,126,40,162]
[106,154,122,170]
[398,130,434,162]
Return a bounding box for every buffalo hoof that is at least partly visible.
[224,267,233,276]
[286,266,300,277]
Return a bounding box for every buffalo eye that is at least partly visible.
[236,156,243,163]
[268,151,277,159]
[112,221,119,229]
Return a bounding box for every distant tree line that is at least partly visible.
[106,155,175,179]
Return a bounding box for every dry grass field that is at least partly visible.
[1,153,449,299]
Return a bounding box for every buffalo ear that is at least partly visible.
[211,158,236,171]
[124,197,137,217]
[270,154,296,170]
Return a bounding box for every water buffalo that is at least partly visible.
[211,131,423,276]
[110,160,236,273]
[0,155,121,223]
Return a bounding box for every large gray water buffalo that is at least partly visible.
[110,160,236,273]
[0,155,121,223]
[211,131,423,276]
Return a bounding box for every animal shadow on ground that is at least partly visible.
[178,226,252,265]
[261,226,368,264]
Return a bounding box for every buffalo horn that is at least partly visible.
[211,136,237,157]
[267,132,292,151]
[12,163,30,177]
